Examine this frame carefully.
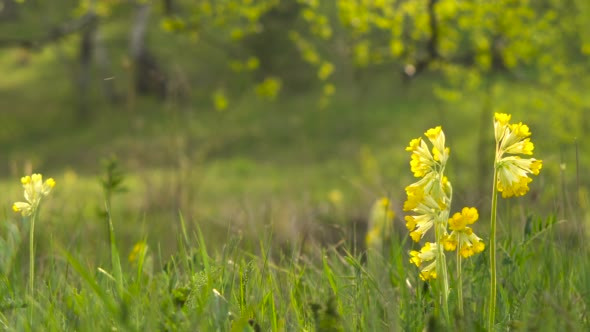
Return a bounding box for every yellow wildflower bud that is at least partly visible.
[530,159,543,175]
[442,235,457,251]
[14,172,55,217]
[449,207,478,231]
[129,242,148,263]
[461,207,478,224]
[404,215,417,230]
[509,122,531,138]
[460,246,474,258]
[409,250,421,266]
[405,138,421,151]
[425,126,442,140]
[473,241,485,253]
[494,113,511,125]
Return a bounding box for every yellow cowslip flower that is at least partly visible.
[404,194,441,242]
[13,173,56,217]
[425,126,450,163]
[409,242,438,281]
[443,207,485,258]
[129,241,148,264]
[328,189,343,205]
[366,197,395,248]
[405,127,451,247]
[494,113,542,198]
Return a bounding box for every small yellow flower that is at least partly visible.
[494,113,511,126]
[494,113,542,198]
[442,235,457,251]
[404,192,442,242]
[443,207,485,258]
[409,242,438,281]
[448,207,478,231]
[405,138,421,152]
[424,126,449,164]
[328,189,343,205]
[424,126,442,140]
[13,173,56,217]
[129,241,148,264]
[366,197,395,248]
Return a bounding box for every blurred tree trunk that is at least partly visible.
[130,2,167,101]
[242,1,305,88]
[162,0,173,15]
[95,29,119,104]
[76,16,97,120]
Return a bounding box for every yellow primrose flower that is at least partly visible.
[493,113,542,198]
[366,197,395,248]
[405,126,452,285]
[494,112,511,142]
[443,207,485,258]
[405,192,444,242]
[409,143,435,177]
[405,137,422,152]
[328,189,343,205]
[424,126,450,163]
[129,241,148,263]
[409,242,438,281]
[13,173,56,217]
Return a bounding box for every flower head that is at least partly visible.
[404,127,451,242]
[13,173,56,217]
[494,113,541,198]
[405,126,458,283]
[443,207,485,258]
[409,242,438,281]
[366,197,395,248]
[129,241,148,264]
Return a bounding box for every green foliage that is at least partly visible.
[1,0,590,330]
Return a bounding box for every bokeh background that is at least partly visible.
[1,0,588,262]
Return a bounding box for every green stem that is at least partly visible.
[457,248,463,316]
[435,220,450,324]
[29,208,38,324]
[488,166,499,331]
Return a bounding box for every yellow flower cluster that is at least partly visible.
[409,242,438,281]
[12,174,56,217]
[442,207,485,258]
[405,127,485,281]
[129,241,148,264]
[494,113,542,198]
[404,127,451,281]
[365,197,395,249]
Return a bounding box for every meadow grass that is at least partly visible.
[0,200,588,330]
[1,33,590,330]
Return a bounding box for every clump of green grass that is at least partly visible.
[0,162,588,331]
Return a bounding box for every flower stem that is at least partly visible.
[29,209,38,324]
[457,248,463,316]
[435,220,450,324]
[488,166,499,331]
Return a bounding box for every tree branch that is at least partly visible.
[0,13,97,50]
